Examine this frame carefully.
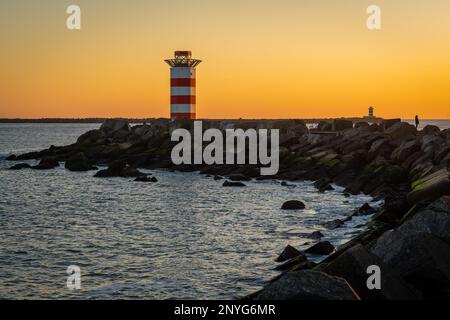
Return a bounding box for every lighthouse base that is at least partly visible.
[171,113,196,120]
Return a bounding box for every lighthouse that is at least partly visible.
[164,51,202,119]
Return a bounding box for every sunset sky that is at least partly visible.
[1,0,449,119]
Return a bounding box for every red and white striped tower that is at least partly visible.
[164,51,202,119]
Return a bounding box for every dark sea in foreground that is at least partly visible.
[2,120,448,299]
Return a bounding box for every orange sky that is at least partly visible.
[1,0,449,119]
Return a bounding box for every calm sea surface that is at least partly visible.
[3,121,437,299]
[404,119,450,129]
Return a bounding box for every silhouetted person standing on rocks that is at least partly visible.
[415,115,420,129]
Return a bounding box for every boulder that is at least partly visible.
[76,129,104,144]
[367,139,393,161]
[343,183,362,196]
[228,174,251,181]
[427,195,450,213]
[134,176,158,182]
[276,245,304,262]
[407,169,450,205]
[213,175,223,180]
[313,178,332,190]
[381,119,401,131]
[333,119,353,131]
[420,134,443,157]
[275,256,313,271]
[372,195,409,224]
[112,129,131,140]
[133,125,153,138]
[9,163,31,170]
[252,270,359,300]
[94,161,145,178]
[32,157,59,170]
[369,123,380,132]
[391,140,420,163]
[354,203,376,216]
[440,128,450,141]
[409,156,435,182]
[121,166,146,177]
[397,196,450,244]
[385,122,417,141]
[340,150,367,168]
[402,151,424,170]
[422,125,440,135]
[324,219,343,230]
[222,180,246,187]
[64,152,95,171]
[323,244,420,299]
[319,184,334,193]
[100,119,130,133]
[371,232,450,298]
[305,241,335,255]
[281,200,306,210]
[309,231,324,240]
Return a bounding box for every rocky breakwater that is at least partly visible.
[6,118,450,299]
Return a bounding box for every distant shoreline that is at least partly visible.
[0,117,449,124]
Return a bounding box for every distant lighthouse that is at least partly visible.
[164,51,202,119]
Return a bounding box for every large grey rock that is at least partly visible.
[367,139,392,161]
[100,119,130,133]
[32,156,59,170]
[77,129,105,144]
[391,140,420,163]
[441,128,450,141]
[281,200,306,210]
[323,244,420,300]
[64,152,95,172]
[112,129,131,140]
[422,125,440,135]
[313,178,333,190]
[371,230,450,298]
[275,256,312,271]
[428,195,450,212]
[353,203,376,216]
[323,219,343,230]
[420,134,443,157]
[9,163,31,170]
[276,245,304,262]
[408,155,435,182]
[435,144,450,164]
[94,161,144,178]
[398,196,450,244]
[381,119,401,131]
[407,169,450,205]
[253,270,359,300]
[305,241,335,255]
[222,180,246,187]
[134,175,157,182]
[369,123,380,132]
[228,174,251,181]
[133,125,152,137]
[385,122,417,141]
